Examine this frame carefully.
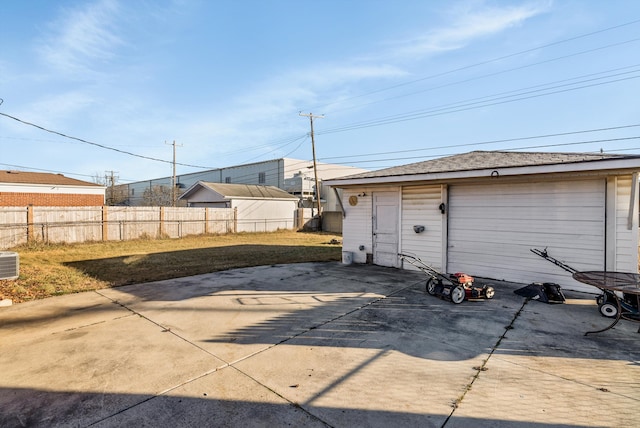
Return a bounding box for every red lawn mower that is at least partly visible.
[399,253,495,304]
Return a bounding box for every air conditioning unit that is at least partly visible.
[0,252,19,280]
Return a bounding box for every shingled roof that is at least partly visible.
[330,151,638,181]
[181,182,298,200]
[0,170,101,187]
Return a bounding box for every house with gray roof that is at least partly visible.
[0,170,105,207]
[324,151,640,292]
[179,181,299,232]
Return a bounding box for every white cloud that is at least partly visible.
[183,62,408,145]
[303,64,409,87]
[199,1,553,154]
[247,63,407,115]
[31,92,97,122]
[0,92,97,137]
[129,56,413,169]
[389,1,551,59]
[37,0,124,77]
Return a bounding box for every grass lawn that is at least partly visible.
[0,230,342,304]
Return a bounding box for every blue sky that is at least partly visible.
[1,0,639,184]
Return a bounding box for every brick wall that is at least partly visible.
[0,192,104,207]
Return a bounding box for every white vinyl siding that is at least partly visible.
[400,185,444,271]
[447,179,606,292]
[231,199,297,232]
[0,183,104,196]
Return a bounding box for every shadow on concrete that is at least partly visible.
[209,286,640,362]
[0,386,587,428]
[64,244,341,287]
[4,263,638,364]
[2,263,639,427]
[203,286,517,362]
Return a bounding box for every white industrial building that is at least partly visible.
[120,158,367,215]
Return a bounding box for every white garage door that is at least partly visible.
[447,179,606,292]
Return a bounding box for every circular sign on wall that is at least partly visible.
[348,196,358,206]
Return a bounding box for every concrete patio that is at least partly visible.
[1,262,638,427]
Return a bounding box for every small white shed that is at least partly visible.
[325,151,640,293]
[179,182,299,232]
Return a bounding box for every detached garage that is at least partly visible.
[179,181,299,232]
[325,151,640,293]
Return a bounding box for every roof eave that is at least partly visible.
[0,181,105,189]
[178,181,208,200]
[325,158,640,187]
[229,196,298,201]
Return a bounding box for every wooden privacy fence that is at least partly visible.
[0,206,239,249]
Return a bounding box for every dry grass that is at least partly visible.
[0,230,342,303]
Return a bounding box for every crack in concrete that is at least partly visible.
[91,281,419,427]
[442,298,530,427]
[222,281,422,428]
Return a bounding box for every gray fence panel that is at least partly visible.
[106,207,161,240]
[0,208,28,248]
[33,207,103,244]
[0,206,305,249]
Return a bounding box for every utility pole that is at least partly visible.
[165,140,183,206]
[299,112,324,230]
[104,170,118,205]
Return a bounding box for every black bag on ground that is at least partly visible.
[514,282,566,304]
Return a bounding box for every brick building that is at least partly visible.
[0,170,105,206]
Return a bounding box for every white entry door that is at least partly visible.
[373,191,399,267]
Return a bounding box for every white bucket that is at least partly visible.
[342,251,353,265]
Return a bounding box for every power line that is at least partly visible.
[216,133,314,161]
[127,157,321,187]
[6,122,640,185]
[322,39,640,116]
[3,56,637,172]
[181,62,640,163]
[319,124,640,162]
[501,136,640,152]
[220,64,640,159]
[0,111,215,169]
[321,136,640,166]
[221,26,640,164]
[318,72,640,135]
[238,134,309,164]
[282,135,310,158]
[0,108,315,172]
[159,128,640,183]
[0,162,99,180]
[305,19,640,113]
[2,17,639,179]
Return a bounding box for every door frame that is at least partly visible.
[372,190,400,267]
